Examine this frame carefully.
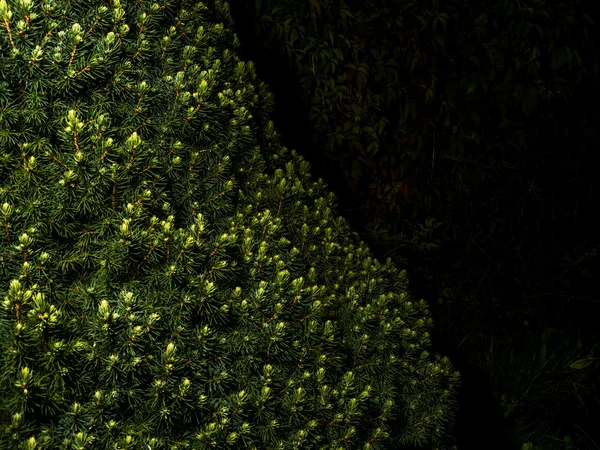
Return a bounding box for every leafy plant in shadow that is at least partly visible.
[227,0,600,448]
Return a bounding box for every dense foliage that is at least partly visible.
[0,0,461,448]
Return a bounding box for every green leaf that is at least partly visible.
[513,82,525,103]
[474,13,488,27]
[425,88,434,104]
[304,37,317,53]
[367,141,379,156]
[309,0,322,19]
[409,53,420,72]
[582,13,594,25]
[357,63,369,74]
[433,35,446,54]
[467,81,477,95]
[551,47,567,70]
[271,3,285,15]
[438,13,449,31]
[340,9,352,20]
[290,28,298,46]
[402,102,409,119]
[358,73,367,89]
[570,357,596,370]
[284,17,293,30]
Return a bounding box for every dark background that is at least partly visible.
[225,0,599,448]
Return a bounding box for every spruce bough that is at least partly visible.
[0,0,460,448]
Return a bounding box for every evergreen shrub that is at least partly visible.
[0,0,459,448]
